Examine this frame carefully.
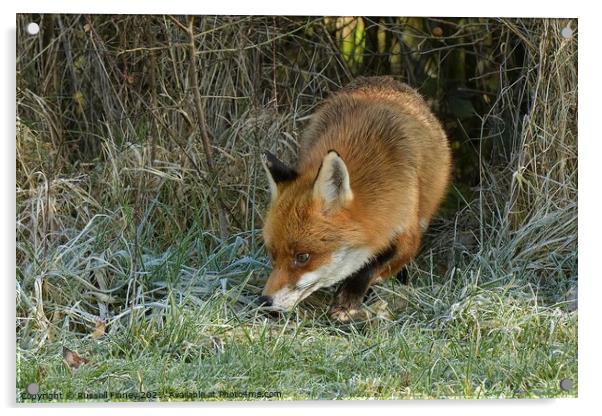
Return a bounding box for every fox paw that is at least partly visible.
[330,289,365,321]
[329,305,368,322]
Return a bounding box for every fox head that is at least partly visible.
[258,150,372,311]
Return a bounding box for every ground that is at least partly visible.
[16,230,578,401]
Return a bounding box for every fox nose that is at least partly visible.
[257,295,273,307]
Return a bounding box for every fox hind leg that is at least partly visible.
[395,267,408,284]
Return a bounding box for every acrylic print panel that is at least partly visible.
[16,14,578,402]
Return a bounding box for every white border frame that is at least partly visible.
[3,1,597,415]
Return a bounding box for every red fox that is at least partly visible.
[259,76,451,320]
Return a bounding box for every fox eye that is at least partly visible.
[294,253,310,266]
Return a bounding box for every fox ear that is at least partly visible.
[313,150,353,211]
[261,151,298,201]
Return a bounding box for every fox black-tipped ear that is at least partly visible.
[313,150,353,211]
[261,151,298,201]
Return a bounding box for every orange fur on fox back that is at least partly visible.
[296,76,451,251]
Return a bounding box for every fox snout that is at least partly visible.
[256,295,272,307]
[258,276,310,312]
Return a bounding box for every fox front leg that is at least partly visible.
[329,263,375,321]
[330,242,400,321]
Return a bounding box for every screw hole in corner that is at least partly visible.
[25,22,40,36]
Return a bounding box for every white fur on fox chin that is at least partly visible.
[270,247,373,311]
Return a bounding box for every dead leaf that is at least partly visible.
[91,319,106,340]
[63,347,89,369]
